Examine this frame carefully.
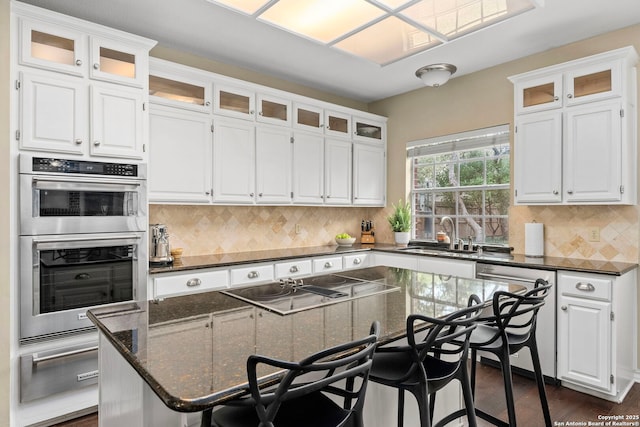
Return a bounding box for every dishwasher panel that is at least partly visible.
[475,263,556,380]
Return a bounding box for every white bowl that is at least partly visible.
[336,237,356,246]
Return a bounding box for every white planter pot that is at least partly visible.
[394,231,411,246]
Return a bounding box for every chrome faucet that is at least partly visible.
[440,216,456,250]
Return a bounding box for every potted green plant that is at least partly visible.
[387,199,412,246]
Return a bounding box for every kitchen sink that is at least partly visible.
[398,246,512,261]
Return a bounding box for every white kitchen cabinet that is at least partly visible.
[312,256,343,274]
[294,102,323,133]
[152,268,228,299]
[214,82,255,121]
[511,46,637,205]
[148,105,213,203]
[18,70,87,154]
[372,253,418,270]
[343,253,369,270]
[292,132,325,204]
[255,126,292,204]
[513,111,563,203]
[557,269,637,402]
[90,83,145,159]
[256,309,293,361]
[18,17,87,77]
[325,138,352,205]
[13,2,156,160]
[325,110,351,139]
[274,259,312,279]
[212,118,256,203]
[353,116,385,143]
[149,58,212,113]
[257,93,291,126]
[229,263,274,286]
[353,143,386,206]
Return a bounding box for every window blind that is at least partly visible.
[406,124,510,158]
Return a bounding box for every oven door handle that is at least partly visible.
[33,233,143,250]
[32,177,142,193]
[31,346,98,366]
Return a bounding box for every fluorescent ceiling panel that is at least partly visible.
[335,16,439,64]
[401,0,536,40]
[208,0,271,15]
[258,0,385,44]
[206,0,537,65]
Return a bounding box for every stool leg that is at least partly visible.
[498,347,517,427]
[529,341,552,427]
[410,384,432,427]
[398,389,405,427]
[469,348,478,398]
[461,358,478,427]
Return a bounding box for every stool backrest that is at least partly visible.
[478,278,552,347]
[246,321,380,426]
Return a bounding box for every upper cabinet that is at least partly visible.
[510,46,638,205]
[147,58,387,207]
[12,2,157,160]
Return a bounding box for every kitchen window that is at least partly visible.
[407,125,510,245]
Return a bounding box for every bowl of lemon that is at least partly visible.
[335,233,356,246]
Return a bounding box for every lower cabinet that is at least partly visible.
[417,256,475,277]
[557,269,637,402]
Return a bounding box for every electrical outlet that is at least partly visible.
[295,224,301,234]
[588,227,600,242]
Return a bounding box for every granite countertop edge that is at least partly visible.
[150,244,638,276]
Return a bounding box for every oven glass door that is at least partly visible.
[20,233,145,341]
[20,175,147,235]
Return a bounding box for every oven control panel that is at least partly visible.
[31,157,139,177]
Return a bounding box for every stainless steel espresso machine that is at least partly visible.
[149,224,173,266]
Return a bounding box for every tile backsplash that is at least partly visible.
[149,205,387,256]
[151,204,638,263]
[510,205,639,263]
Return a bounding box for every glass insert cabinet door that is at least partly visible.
[515,74,563,114]
[149,74,211,112]
[214,84,256,120]
[89,37,148,87]
[257,93,291,126]
[564,61,622,106]
[19,19,87,76]
[353,117,384,142]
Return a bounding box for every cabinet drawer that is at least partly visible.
[313,256,342,274]
[274,259,312,279]
[20,342,98,403]
[558,271,611,301]
[154,270,228,298]
[343,253,369,269]
[230,264,274,286]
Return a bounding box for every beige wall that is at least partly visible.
[369,24,640,264]
[1,0,11,424]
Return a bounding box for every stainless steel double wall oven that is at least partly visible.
[19,154,148,342]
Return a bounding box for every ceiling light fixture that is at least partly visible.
[415,63,457,87]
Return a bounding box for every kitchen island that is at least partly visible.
[89,266,527,427]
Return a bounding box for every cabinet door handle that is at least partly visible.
[561,305,567,311]
[567,190,573,194]
[75,139,83,145]
[93,140,101,146]
[552,190,559,195]
[575,282,595,292]
[289,265,299,273]
[205,101,211,106]
[324,262,333,268]
[249,193,254,197]
[93,63,100,70]
[248,271,259,279]
[553,96,559,101]
[75,59,83,66]
[567,94,573,99]
[186,278,201,287]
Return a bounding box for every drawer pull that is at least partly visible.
[575,282,595,292]
[324,262,333,268]
[353,258,361,265]
[186,278,201,287]
[32,346,98,365]
[289,266,299,273]
[248,271,259,279]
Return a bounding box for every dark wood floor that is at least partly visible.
[52,363,639,427]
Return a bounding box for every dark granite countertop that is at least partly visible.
[88,266,525,413]
[150,244,637,276]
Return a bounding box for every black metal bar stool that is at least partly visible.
[202,321,380,427]
[468,278,553,427]
[368,295,484,427]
